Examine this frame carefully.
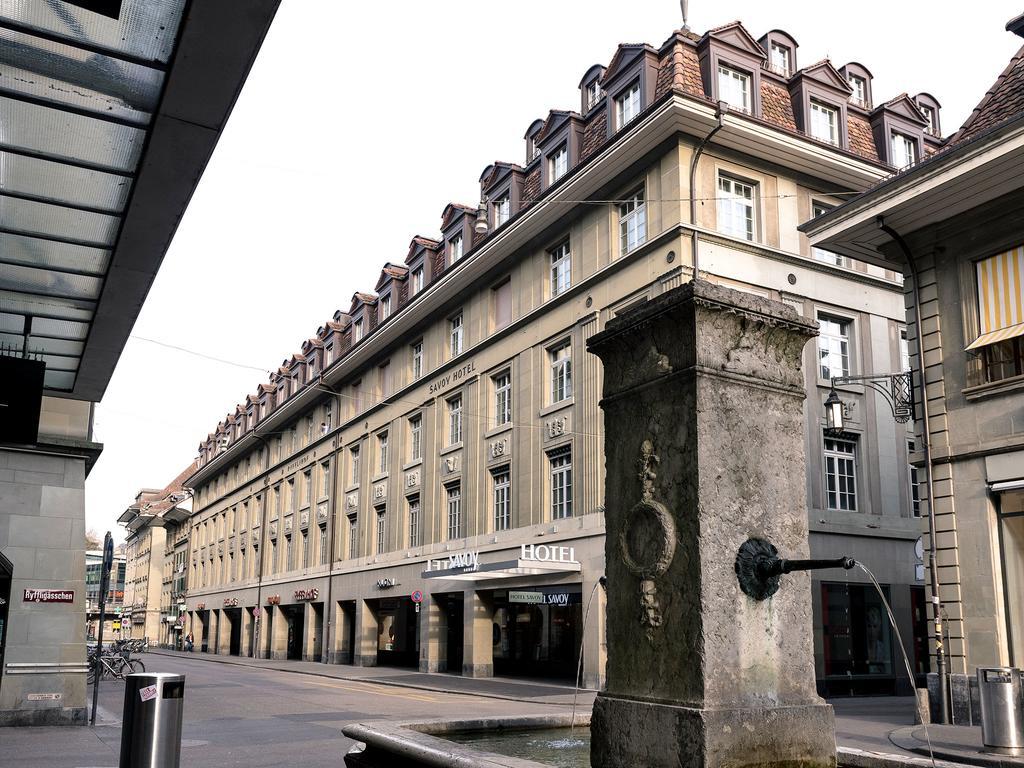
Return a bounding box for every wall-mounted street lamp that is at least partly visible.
[823,371,914,436]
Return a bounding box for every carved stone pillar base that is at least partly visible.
[592,694,836,768]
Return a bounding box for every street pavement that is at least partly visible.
[0,651,930,768]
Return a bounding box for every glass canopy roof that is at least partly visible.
[0,0,187,392]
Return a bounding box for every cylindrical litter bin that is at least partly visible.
[978,667,1024,755]
[119,672,186,768]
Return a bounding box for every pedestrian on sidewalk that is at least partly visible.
[184,632,194,653]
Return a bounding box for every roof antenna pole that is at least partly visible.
[680,0,689,30]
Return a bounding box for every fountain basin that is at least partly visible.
[343,713,590,767]
[344,714,932,768]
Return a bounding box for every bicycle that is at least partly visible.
[87,647,145,684]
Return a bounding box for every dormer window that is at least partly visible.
[324,343,334,367]
[809,100,839,145]
[615,81,640,128]
[449,233,463,264]
[891,132,916,169]
[379,294,391,321]
[353,317,364,342]
[494,194,510,227]
[586,80,601,110]
[920,104,937,136]
[848,75,866,107]
[528,137,540,162]
[411,266,424,295]
[717,64,751,113]
[307,356,318,382]
[549,144,568,183]
[769,42,790,76]
[259,399,267,421]
[291,375,299,395]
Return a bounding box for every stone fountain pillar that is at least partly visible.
[587,281,835,768]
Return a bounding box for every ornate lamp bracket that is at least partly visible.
[831,371,914,424]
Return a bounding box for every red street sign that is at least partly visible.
[23,588,74,603]
[411,590,423,603]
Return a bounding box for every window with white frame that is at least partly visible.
[302,530,309,569]
[347,514,358,559]
[323,401,332,433]
[307,356,317,381]
[303,468,312,506]
[769,42,790,75]
[379,360,391,397]
[549,144,568,182]
[493,280,512,329]
[550,241,571,297]
[446,483,462,540]
[494,370,511,426]
[618,188,646,254]
[350,445,360,485]
[447,393,463,445]
[375,507,386,554]
[891,132,916,169]
[550,341,572,404]
[411,266,424,295]
[285,534,294,571]
[908,440,921,517]
[449,312,464,356]
[324,343,334,367]
[409,415,422,461]
[717,174,755,241]
[494,194,510,227]
[717,64,751,113]
[549,447,573,519]
[377,432,388,474]
[810,100,839,145]
[848,74,866,106]
[318,523,328,565]
[320,460,330,498]
[493,469,511,531]
[900,329,911,373]
[449,233,463,264]
[412,341,423,379]
[379,294,391,321]
[817,314,851,379]
[920,105,937,136]
[616,81,640,128]
[811,202,843,266]
[353,317,364,342]
[586,80,601,110]
[824,437,857,511]
[408,497,420,547]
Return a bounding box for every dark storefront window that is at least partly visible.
[820,581,895,696]
[376,597,419,668]
[492,586,581,680]
[910,585,931,684]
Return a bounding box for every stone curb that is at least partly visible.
[839,746,973,768]
[888,726,1024,768]
[144,649,592,707]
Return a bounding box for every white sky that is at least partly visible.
[86,0,1024,541]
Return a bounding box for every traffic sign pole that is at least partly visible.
[90,532,114,726]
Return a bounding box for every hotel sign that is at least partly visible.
[426,550,480,572]
[428,360,476,395]
[520,544,577,563]
[23,588,74,603]
[294,588,319,601]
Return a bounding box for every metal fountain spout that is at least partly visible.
[735,537,855,601]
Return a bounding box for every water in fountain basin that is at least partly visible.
[446,727,590,767]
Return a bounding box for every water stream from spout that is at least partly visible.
[855,561,936,767]
[570,579,604,741]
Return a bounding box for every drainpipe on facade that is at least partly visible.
[317,376,344,664]
[249,434,272,659]
[878,216,950,725]
[688,102,728,281]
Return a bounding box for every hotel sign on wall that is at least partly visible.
[426,550,480,572]
[23,588,74,603]
[428,360,476,395]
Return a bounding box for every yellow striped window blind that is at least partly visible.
[967,246,1024,350]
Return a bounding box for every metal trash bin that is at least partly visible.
[119,672,186,768]
[978,667,1024,755]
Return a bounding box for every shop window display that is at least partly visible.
[819,581,895,696]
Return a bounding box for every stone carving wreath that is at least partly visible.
[618,440,677,640]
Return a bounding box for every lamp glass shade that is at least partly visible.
[824,389,844,434]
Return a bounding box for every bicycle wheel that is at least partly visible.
[128,659,145,674]
[87,664,98,685]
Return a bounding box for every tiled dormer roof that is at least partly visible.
[951,41,1024,145]
[405,236,441,265]
[479,161,524,188]
[790,60,852,93]
[440,203,475,230]
[375,263,408,291]
[602,43,658,84]
[871,93,928,124]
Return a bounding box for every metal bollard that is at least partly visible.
[119,673,186,768]
[978,667,1024,755]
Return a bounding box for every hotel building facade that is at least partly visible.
[183,21,944,695]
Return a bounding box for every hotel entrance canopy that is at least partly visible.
[0,0,279,400]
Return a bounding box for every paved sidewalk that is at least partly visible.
[891,724,1024,768]
[147,647,594,705]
